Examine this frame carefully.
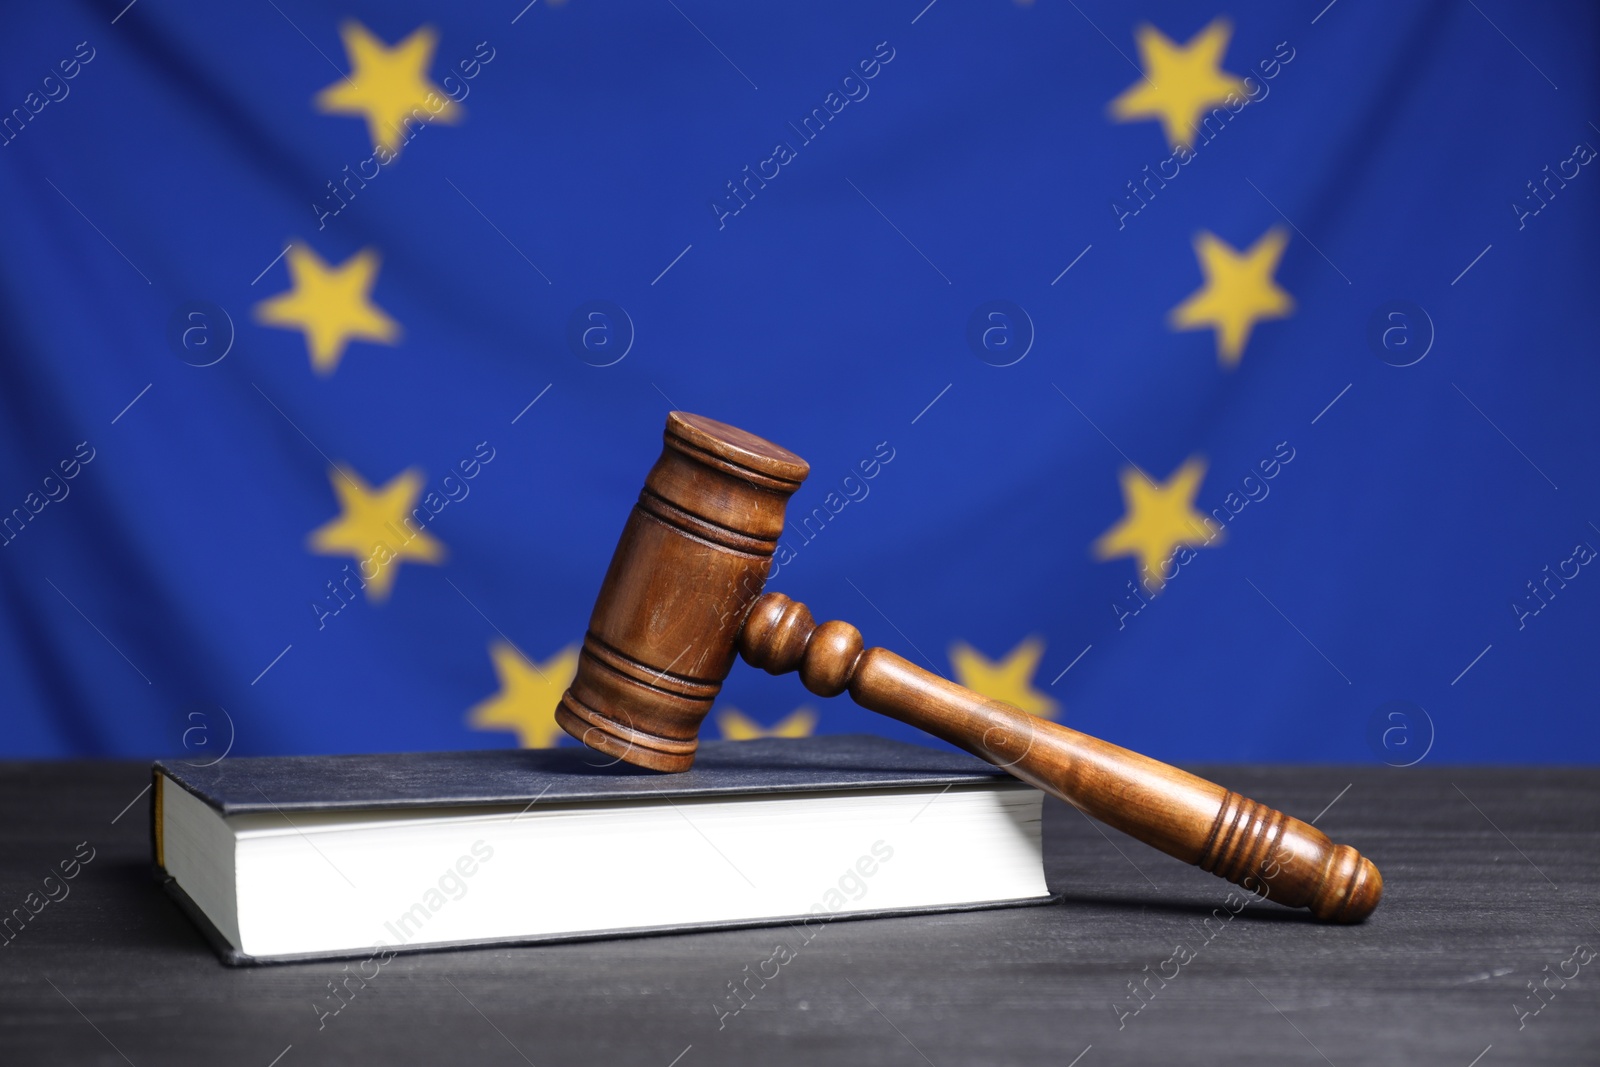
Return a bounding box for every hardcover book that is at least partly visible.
[152,734,1052,965]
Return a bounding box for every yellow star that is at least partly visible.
[1109,18,1247,150]
[306,465,444,601]
[949,638,1060,720]
[254,244,400,374]
[468,641,580,748]
[1169,228,1294,367]
[1093,458,1218,593]
[314,21,461,156]
[716,707,818,740]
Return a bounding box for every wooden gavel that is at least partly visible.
[557,413,1382,922]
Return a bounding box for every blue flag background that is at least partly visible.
[2,0,1596,764]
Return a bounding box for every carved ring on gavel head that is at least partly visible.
[557,412,1383,923]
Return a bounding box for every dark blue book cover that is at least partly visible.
[155,735,1016,814]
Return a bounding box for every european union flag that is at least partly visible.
[2,0,1595,765]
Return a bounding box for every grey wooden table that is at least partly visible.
[1,761,1595,1066]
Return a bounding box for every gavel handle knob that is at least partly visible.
[739,593,1382,923]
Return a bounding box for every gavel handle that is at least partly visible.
[739,593,1382,922]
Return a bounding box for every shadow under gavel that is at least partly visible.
[556,412,1382,923]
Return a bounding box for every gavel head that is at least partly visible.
[555,412,809,771]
